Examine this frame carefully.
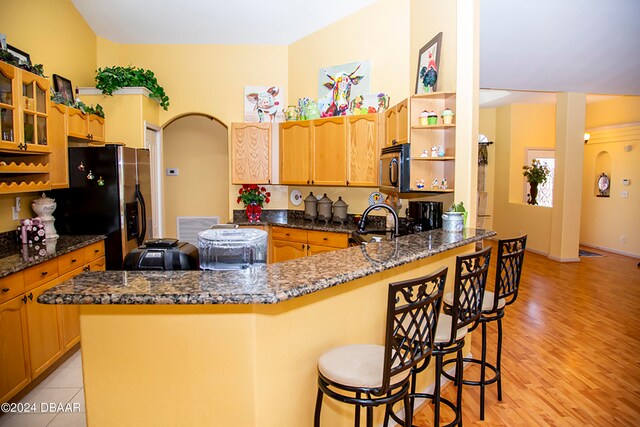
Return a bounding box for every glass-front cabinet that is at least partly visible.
[19,70,50,153]
[0,61,17,149]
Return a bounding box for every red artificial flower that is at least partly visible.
[265,198,270,203]
[236,197,241,203]
[260,187,266,192]
[239,188,244,194]
[266,192,271,197]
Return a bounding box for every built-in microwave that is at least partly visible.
[379,143,411,193]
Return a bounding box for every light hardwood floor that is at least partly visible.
[413,242,640,427]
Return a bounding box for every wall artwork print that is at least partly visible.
[318,60,371,117]
[244,86,285,123]
[415,32,442,94]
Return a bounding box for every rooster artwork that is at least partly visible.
[419,51,438,93]
[416,32,442,94]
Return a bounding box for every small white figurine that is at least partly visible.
[431,178,439,189]
[431,146,438,157]
[420,149,429,158]
[441,178,448,189]
[416,179,425,189]
[438,146,446,157]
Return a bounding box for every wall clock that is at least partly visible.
[597,173,610,197]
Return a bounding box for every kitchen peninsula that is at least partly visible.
[39,228,495,426]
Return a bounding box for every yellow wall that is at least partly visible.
[487,103,556,253]
[0,0,97,233]
[581,96,640,256]
[163,115,229,237]
[478,108,497,230]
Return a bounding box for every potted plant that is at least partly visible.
[522,159,550,205]
[94,66,170,110]
[237,185,271,223]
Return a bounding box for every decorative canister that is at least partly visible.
[419,110,429,126]
[427,111,438,125]
[442,212,464,233]
[442,108,454,125]
[285,105,298,121]
[305,101,320,120]
[332,196,349,224]
[304,192,318,221]
[317,193,333,223]
[31,193,58,239]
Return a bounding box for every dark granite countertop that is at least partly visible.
[232,209,386,234]
[0,234,107,279]
[39,228,495,306]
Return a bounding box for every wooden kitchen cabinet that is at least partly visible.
[311,117,347,186]
[0,294,31,404]
[347,114,379,186]
[26,279,63,378]
[269,226,348,263]
[67,106,105,142]
[231,123,272,184]
[280,121,311,185]
[384,98,408,146]
[49,103,69,189]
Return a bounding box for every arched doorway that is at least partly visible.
[162,113,229,238]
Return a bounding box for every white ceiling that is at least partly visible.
[479,90,620,108]
[70,0,379,45]
[71,0,640,95]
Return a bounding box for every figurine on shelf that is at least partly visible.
[420,149,429,158]
[431,179,439,189]
[431,146,438,157]
[438,146,446,157]
[416,179,425,189]
[441,178,448,190]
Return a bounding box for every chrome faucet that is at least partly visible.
[358,203,400,238]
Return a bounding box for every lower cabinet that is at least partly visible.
[270,226,348,263]
[0,240,105,404]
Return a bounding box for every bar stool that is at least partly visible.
[390,247,492,427]
[314,267,447,427]
[443,236,527,420]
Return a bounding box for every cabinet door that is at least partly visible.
[311,117,347,185]
[19,71,51,153]
[57,268,86,351]
[49,103,69,189]
[384,107,397,147]
[396,99,408,144]
[280,121,311,184]
[231,123,271,184]
[88,114,105,141]
[26,280,63,378]
[347,114,378,187]
[0,61,19,152]
[270,239,307,263]
[0,296,31,403]
[67,107,88,139]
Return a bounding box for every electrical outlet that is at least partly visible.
[621,235,627,244]
[621,191,629,198]
[166,168,179,176]
[12,196,21,220]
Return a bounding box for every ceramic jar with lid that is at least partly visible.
[317,193,333,223]
[304,192,318,221]
[31,193,58,239]
[332,196,349,224]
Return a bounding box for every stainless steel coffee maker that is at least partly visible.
[407,201,443,232]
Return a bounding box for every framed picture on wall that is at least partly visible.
[6,44,31,67]
[52,74,74,102]
[415,32,442,94]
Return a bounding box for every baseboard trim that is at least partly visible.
[579,242,640,259]
[547,255,580,263]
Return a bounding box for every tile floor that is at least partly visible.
[0,350,86,427]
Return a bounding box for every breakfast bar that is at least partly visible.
[39,228,495,427]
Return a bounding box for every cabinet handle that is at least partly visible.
[301,244,305,250]
[346,180,349,186]
[311,180,314,184]
[28,293,33,300]
[71,259,77,263]
[285,233,290,236]
[18,142,27,151]
[392,139,397,145]
[307,244,310,250]
[22,295,28,304]
[41,271,48,276]
[323,237,328,241]
[268,179,271,184]
[2,288,9,293]
[83,265,90,272]
[94,249,100,253]
[307,180,310,184]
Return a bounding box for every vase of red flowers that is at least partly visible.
[237,184,271,223]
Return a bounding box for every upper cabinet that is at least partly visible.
[384,98,408,147]
[67,107,105,142]
[279,114,379,187]
[231,122,274,184]
[0,63,52,194]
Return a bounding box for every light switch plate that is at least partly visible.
[621,191,629,198]
[166,168,179,176]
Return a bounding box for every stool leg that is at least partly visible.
[355,392,361,427]
[314,388,323,427]
[434,353,443,427]
[404,392,413,427]
[456,348,464,426]
[480,321,487,421]
[497,317,503,401]
[366,406,373,427]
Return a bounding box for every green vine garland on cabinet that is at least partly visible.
[95,66,170,110]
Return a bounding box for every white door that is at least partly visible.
[145,123,164,238]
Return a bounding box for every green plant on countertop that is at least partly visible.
[95,65,170,110]
[522,159,550,184]
[450,201,466,212]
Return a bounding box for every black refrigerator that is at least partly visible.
[52,145,153,270]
